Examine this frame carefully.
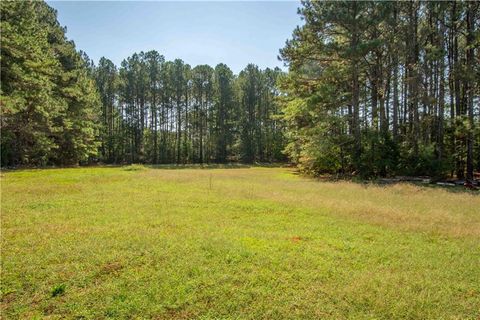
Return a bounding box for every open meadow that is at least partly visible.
[1,166,479,319]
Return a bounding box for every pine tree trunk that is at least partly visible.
[466,2,476,181]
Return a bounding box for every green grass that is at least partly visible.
[1,166,479,319]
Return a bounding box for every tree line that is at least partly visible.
[281,1,479,179]
[2,0,479,180]
[94,54,285,164]
[1,1,285,167]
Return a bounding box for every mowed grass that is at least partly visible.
[1,166,479,319]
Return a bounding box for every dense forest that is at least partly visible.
[1,1,285,166]
[281,1,479,179]
[1,1,479,180]
[94,56,285,164]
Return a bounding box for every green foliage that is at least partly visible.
[1,1,100,167]
[280,1,479,178]
[359,130,400,178]
[236,65,285,163]
[398,143,447,178]
[93,54,285,165]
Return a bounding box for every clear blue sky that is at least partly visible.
[47,1,302,74]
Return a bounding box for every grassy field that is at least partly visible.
[1,165,479,319]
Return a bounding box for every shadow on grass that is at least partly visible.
[400,181,479,195]
[1,163,127,173]
[1,162,287,173]
[314,175,480,195]
[144,162,287,170]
